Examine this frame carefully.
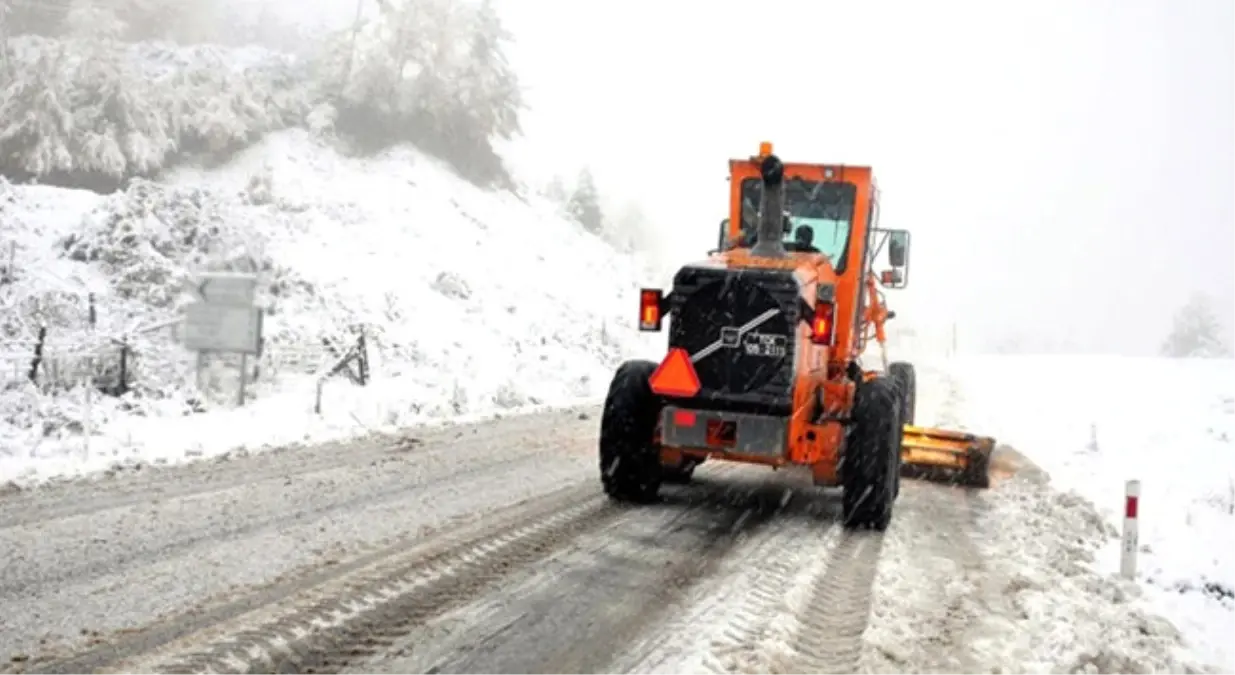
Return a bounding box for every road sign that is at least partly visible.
[194,272,258,307]
[183,272,264,406]
[183,302,263,354]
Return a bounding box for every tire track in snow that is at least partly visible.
[95,464,762,675]
[696,525,849,671]
[771,529,886,673]
[637,363,977,673]
[0,454,582,607]
[698,522,849,674]
[26,482,614,675]
[0,437,580,602]
[394,466,782,674]
[616,474,885,675]
[861,482,987,673]
[861,361,993,672]
[613,506,814,674]
[0,406,596,529]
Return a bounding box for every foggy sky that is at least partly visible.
[498,0,1234,356]
[257,0,1235,355]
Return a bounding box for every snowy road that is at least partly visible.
[0,405,1204,674]
[0,406,600,671]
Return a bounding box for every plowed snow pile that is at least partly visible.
[866,355,1234,673]
[0,130,651,485]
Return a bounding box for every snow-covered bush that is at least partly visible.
[58,179,270,307]
[2,380,93,436]
[50,176,327,345]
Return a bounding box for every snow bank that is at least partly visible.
[920,354,1235,671]
[0,129,653,486]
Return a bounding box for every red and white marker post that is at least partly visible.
[1120,479,1140,580]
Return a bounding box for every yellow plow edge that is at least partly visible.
[900,424,995,489]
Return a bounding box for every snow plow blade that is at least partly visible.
[900,425,995,489]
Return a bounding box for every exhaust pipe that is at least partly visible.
[750,154,787,258]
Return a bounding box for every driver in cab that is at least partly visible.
[790,223,819,253]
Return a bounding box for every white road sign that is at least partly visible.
[194,272,258,307]
[183,302,263,354]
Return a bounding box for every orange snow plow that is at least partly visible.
[598,140,998,534]
[900,425,995,489]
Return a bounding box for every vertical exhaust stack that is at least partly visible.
[750,154,787,259]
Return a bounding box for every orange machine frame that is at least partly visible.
[660,148,879,486]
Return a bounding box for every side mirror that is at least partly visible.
[717,218,730,251]
[888,230,909,268]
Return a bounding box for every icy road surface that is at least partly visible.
[0,406,1207,674]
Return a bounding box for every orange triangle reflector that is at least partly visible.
[649,348,701,398]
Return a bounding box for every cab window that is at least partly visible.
[739,178,858,271]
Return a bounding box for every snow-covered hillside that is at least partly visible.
[914,354,1235,672]
[0,129,652,485]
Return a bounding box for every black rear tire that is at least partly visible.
[842,376,901,531]
[888,361,916,426]
[887,361,914,498]
[599,360,664,503]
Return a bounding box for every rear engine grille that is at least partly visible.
[668,266,802,413]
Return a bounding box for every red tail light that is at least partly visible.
[811,301,835,345]
[639,289,663,331]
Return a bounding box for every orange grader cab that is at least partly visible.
[598,142,995,531]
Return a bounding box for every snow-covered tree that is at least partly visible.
[567,168,604,235]
[4,0,68,37]
[1,32,308,187]
[1161,293,1231,358]
[63,0,127,42]
[543,175,569,205]
[62,0,223,43]
[0,48,75,178]
[454,0,522,143]
[112,0,206,42]
[4,0,519,189]
[435,0,523,186]
[62,1,173,180]
[323,0,525,186]
[605,200,655,252]
[70,57,171,178]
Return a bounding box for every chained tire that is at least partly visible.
[842,375,901,531]
[599,360,664,503]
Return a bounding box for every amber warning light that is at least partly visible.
[649,348,701,398]
[639,289,663,331]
